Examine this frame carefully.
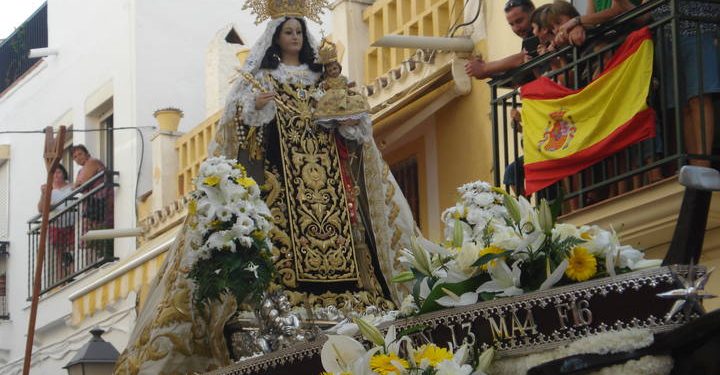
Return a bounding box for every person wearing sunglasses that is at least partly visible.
[465,0,536,80]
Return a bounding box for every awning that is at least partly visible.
[68,227,179,325]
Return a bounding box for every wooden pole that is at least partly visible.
[22,126,66,375]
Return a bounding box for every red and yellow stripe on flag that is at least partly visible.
[521,27,656,195]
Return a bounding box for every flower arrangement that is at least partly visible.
[185,156,275,307]
[320,317,494,375]
[394,181,661,315]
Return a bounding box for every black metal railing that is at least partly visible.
[0,3,48,94]
[0,296,7,319]
[490,0,720,213]
[0,273,7,319]
[27,171,118,296]
[0,241,8,257]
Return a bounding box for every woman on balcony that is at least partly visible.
[37,164,74,281]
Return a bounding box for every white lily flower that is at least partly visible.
[453,242,484,277]
[419,277,432,300]
[320,335,366,373]
[476,260,524,297]
[435,359,473,375]
[436,288,479,307]
[474,347,495,374]
[539,259,569,290]
[616,245,663,270]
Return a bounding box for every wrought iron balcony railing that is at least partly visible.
[0,296,7,320]
[489,0,720,213]
[27,171,118,296]
[0,3,48,95]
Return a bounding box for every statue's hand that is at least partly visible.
[255,92,275,110]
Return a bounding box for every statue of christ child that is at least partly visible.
[314,38,372,143]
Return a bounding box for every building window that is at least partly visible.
[98,114,114,169]
[390,157,420,227]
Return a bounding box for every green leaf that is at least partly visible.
[396,324,428,339]
[392,271,415,283]
[471,250,513,267]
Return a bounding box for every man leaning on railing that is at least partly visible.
[72,144,114,262]
[464,0,536,80]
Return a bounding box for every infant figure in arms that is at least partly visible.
[314,38,372,143]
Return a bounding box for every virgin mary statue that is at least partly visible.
[114,1,419,373]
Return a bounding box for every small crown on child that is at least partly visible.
[243,0,330,25]
[316,38,338,65]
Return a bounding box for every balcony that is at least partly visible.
[0,241,7,257]
[0,273,6,319]
[27,171,118,296]
[0,3,48,95]
[490,0,719,214]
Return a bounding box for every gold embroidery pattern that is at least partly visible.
[265,167,296,288]
[114,229,237,375]
[272,79,359,282]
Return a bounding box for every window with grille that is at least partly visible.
[390,157,420,228]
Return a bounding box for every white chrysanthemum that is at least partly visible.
[552,223,581,241]
[399,294,419,316]
[215,206,233,222]
[472,192,495,207]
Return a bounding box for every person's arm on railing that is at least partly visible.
[558,0,649,46]
[37,185,49,213]
[465,52,526,80]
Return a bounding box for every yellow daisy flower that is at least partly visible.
[209,220,223,230]
[414,344,453,367]
[369,353,409,375]
[477,246,505,271]
[236,176,257,188]
[251,230,266,241]
[565,247,597,282]
[188,199,197,216]
[234,163,247,175]
[203,175,221,187]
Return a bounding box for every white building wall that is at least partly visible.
[0,0,262,373]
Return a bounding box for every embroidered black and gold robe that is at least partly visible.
[234,74,395,310]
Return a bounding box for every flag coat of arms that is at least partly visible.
[521,27,656,195]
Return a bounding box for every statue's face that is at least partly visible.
[325,62,341,78]
[277,18,303,56]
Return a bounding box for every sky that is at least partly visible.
[0,0,46,40]
[1,1,332,44]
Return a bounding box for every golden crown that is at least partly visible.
[243,0,330,25]
[316,38,338,65]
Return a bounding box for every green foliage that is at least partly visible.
[188,238,274,308]
[472,250,513,268]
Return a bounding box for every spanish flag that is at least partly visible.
[521,27,656,195]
